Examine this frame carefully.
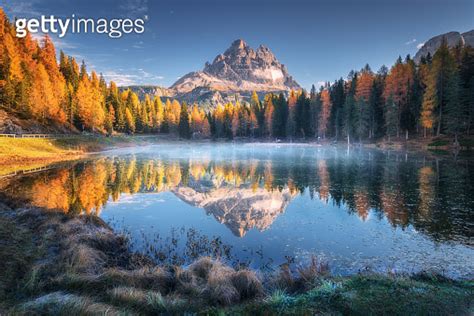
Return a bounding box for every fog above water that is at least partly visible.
[2,143,473,278]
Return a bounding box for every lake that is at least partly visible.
[1,143,473,278]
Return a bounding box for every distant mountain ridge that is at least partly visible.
[119,85,173,100]
[123,39,300,106]
[414,29,474,62]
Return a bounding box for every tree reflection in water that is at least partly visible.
[1,147,472,245]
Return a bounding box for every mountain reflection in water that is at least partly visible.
[1,145,472,246]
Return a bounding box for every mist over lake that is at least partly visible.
[3,143,473,279]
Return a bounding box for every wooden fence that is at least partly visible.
[0,165,56,179]
[0,133,69,138]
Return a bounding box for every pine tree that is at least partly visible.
[459,46,474,135]
[383,56,413,138]
[272,93,288,138]
[404,56,422,138]
[343,72,358,144]
[178,102,191,139]
[354,65,374,140]
[285,90,298,139]
[329,78,345,140]
[369,66,387,138]
[443,67,463,144]
[429,38,458,136]
[263,94,274,137]
[385,94,398,140]
[310,84,320,136]
[295,91,311,137]
[354,97,370,142]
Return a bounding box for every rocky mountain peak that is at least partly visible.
[170,39,300,106]
[229,38,248,50]
[414,29,474,63]
[200,39,299,86]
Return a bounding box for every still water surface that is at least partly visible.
[2,143,473,278]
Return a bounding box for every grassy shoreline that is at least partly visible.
[0,203,472,315]
[0,135,171,176]
[0,138,82,168]
[1,134,472,162]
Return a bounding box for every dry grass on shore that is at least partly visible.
[0,135,162,175]
[0,138,83,178]
[0,202,473,315]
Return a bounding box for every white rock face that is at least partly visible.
[170,39,300,106]
[414,30,474,63]
[173,186,294,237]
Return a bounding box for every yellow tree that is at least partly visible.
[263,94,274,137]
[39,35,66,121]
[355,68,374,102]
[190,104,206,136]
[420,73,437,137]
[2,31,23,81]
[154,97,164,130]
[168,99,181,133]
[232,103,240,137]
[75,73,105,131]
[383,59,414,138]
[29,63,66,123]
[125,107,135,133]
[318,89,332,139]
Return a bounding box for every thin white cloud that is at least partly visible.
[51,38,77,50]
[405,38,417,45]
[102,71,140,86]
[119,0,148,17]
[132,41,145,49]
[30,32,77,50]
[317,81,325,88]
[138,68,164,81]
[102,69,164,86]
[2,0,41,17]
[417,42,425,49]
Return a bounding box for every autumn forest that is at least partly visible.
[1,9,473,143]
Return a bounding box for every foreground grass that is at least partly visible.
[237,275,473,315]
[0,204,472,315]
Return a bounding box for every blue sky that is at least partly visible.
[2,0,473,89]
